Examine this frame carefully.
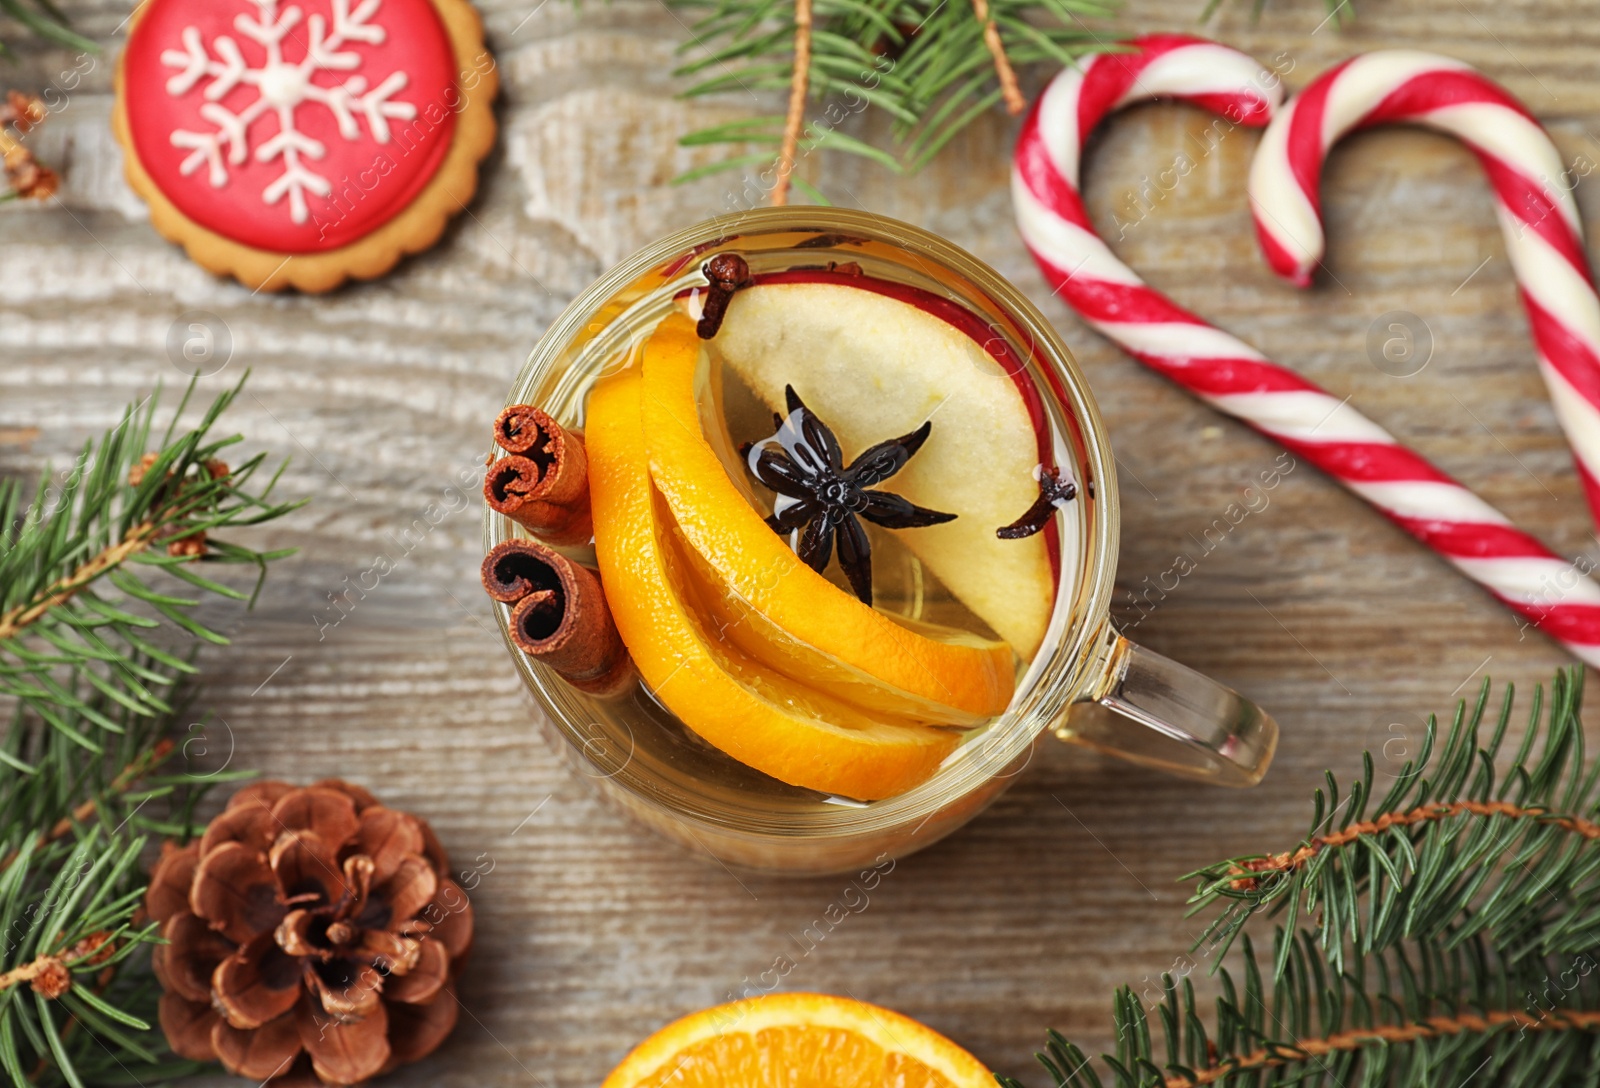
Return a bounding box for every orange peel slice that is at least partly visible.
[639,313,1016,724]
[585,365,959,800]
[600,992,995,1088]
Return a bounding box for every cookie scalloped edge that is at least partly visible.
[112,0,499,294]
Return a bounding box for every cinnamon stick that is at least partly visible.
[484,405,592,545]
[494,405,555,457]
[480,539,629,694]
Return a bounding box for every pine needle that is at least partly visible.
[1013,669,1600,1088]
[969,0,1024,114]
[0,377,296,1086]
[1007,931,1600,1087]
[0,375,303,755]
[1186,669,1599,971]
[0,0,95,54]
[666,0,1116,199]
[772,0,814,205]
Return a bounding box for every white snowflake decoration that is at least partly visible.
[160,0,418,224]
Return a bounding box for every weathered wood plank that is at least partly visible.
[1,0,1596,1082]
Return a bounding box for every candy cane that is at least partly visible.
[1250,50,1600,528]
[1011,34,1600,666]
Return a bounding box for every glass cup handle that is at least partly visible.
[1055,629,1278,787]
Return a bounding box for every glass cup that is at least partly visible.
[485,207,1277,875]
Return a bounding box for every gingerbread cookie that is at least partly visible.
[114,0,497,292]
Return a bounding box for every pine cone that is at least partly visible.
[147,780,473,1086]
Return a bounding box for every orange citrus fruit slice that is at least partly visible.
[639,313,1016,724]
[585,366,959,799]
[669,543,1004,727]
[600,992,994,1088]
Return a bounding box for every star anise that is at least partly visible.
[742,386,954,605]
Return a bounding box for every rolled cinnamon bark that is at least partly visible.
[484,406,592,545]
[494,405,554,457]
[480,539,629,694]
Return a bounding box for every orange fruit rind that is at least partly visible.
[639,313,1016,723]
[585,366,960,800]
[600,992,995,1088]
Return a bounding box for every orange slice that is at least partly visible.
[585,366,959,800]
[600,992,994,1088]
[639,313,1016,723]
[669,543,1004,727]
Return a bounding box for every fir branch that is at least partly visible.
[772,0,813,205]
[1224,798,1600,886]
[1186,668,1598,973]
[0,378,295,1085]
[0,741,175,874]
[1007,931,1600,1087]
[666,0,1115,197]
[0,523,167,642]
[968,0,1024,115]
[0,931,113,997]
[0,375,300,765]
[1011,670,1600,1088]
[1,659,216,1088]
[0,0,95,59]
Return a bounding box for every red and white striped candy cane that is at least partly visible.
[1250,50,1600,526]
[1011,34,1600,665]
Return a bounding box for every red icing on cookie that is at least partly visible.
[123,0,460,254]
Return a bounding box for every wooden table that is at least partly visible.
[3,0,1597,1082]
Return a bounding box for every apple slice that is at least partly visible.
[710,274,1058,660]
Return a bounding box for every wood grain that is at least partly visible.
[2,0,1598,1083]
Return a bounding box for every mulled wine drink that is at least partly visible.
[485,209,1276,874]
